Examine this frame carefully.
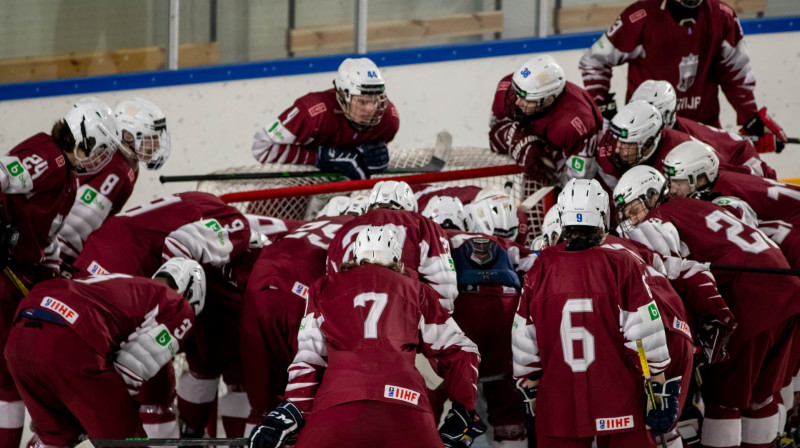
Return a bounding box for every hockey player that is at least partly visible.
[513,178,675,448]
[4,257,205,448]
[248,226,484,448]
[630,80,777,177]
[252,57,399,180]
[662,140,800,269]
[613,166,800,448]
[578,0,788,148]
[0,97,121,448]
[240,212,354,432]
[489,55,603,185]
[326,180,458,310]
[58,97,172,269]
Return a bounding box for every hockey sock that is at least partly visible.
[176,371,219,435]
[140,403,178,438]
[219,389,250,437]
[701,405,741,448]
[741,399,780,448]
[0,400,24,448]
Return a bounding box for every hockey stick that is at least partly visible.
[89,438,248,447]
[3,267,29,296]
[708,263,800,277]
[519,186,555,212]
[637,339,669,448]
[158,131,453,183]
[742,136,800,145]
[415,353,444,390]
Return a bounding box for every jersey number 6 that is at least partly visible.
[560,298,595,373]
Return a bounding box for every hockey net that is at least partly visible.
[197,146,552,247]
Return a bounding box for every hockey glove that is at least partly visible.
[742,107,788,153]
[697,317,737,365]
[249,401,305,448]
[315,146,369,180]
[439,402,487,448]
[358,141,390,174]
[515,378,537,431]
[645,377,682,435]
[597,93,618,121]
[0,221,19,271]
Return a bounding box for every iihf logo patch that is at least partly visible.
[520,67,532,78]
[596,415,633,431]
[292,281,309,299]
[384,385,420,405]
[87,261,109,276]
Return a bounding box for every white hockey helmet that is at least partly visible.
[368,180,418,212]
[604,100,664,169]
[557,179,610,231]
[630,80,678,128]
[353,225,403,267]
[63,97,122,175]
[421,196,466,231]
[343,195,370,216]
[662,140,720,195]
[612,165,667,229]
[511,55,566,103]
[541,206,563,246]
[316,196,351,218]
[153,257,206,315]
[464,189,519,239]
[114,98,171,170]
[333,58,388,128]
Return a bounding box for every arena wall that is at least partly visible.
[1,30,798,209]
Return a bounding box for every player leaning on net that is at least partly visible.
[663,140,800,270]
[489,55,603,185]
[252,57,399,180]
[630,80,777,178]
[613,166,800,448]
[326,180,458,310]
[422,195,534,447]
[249,225,484,448]
[513,178,674,448]
[578,0,788,151]
[57,98,172,271]
[5,258,204,448]
[239,204,358,434]
[0,97,122,448]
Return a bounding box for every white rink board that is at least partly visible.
[0,31,798,210]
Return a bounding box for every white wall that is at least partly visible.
[1,31,798,210]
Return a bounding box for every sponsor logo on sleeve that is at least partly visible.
[571,157,586,173]
[498,81,511,91]
[40,296,79,324]
[391,106,399,118]
[596,415,634,431]
[55,155,66,168]
[87,261,110,276]
[292,281,309,299]
[80,187,98,205]
[156,329,172,346]
[629,9,647,23]
[673,317,692,337]
[127,168,136,182]
[648,303,660,320]
[384,385,420,405]
[571,117,588,135]
[205,219,226,245]
[308,103,327,117]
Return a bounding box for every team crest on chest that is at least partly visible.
[677,53,699,92]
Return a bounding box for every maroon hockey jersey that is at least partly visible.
[2,133,78,273]
[625,197,800,339]
[513,244,670,437]
[490,79,603,183]
[252,89,400,165]
[579,0,757,126]
[15,274,194,357]
[285,263,479,414]
[326,208,457,308]
[73,192,251,277]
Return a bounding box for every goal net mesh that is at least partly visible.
[197,146,550,247]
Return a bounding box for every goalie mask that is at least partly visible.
[114,98,171,170]
[613,165,668,232]
[153,257,206,316]
[368,180,418,212]
[662,140,720,197]
[630,80,678,129]
[333,58,388,129]
[601,100,664,171]
[464,189,519,240]
[506,55,566,118]
[63,97,123,175]
[557,179,610,232]
[353,225,403,268]
[422,196,467,231]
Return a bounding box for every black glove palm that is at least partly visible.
[358,142,389,174]
[646,378,681,436]
[0,221,19,270]
[315,146,369,180]
[249,401,304,448]
[439,402,487,448]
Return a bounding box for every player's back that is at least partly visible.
[311,264,433,413]
[715,170,800,222]
[522,245,648,437]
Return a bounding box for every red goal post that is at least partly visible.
[197,146,555,247]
